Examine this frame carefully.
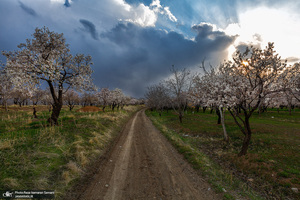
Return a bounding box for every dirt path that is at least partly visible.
[77,109,221,200]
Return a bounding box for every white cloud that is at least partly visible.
[116,0,178,27]
[113,0,157,27]
[50,0,64,3]
[125,4,157,27]
[225,6,300,61]
[150,0,162,9]
[113,0,131,12]
[150,0,177,23]
[164,7,177,22]
[50,0,72,4]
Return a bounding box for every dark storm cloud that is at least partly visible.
[19,1,37,17]
[0,0,238,98]
[235,43,249,54]
[79,19,99,40]
[93,22,236,97]
[192,23,231,43]
[235,41,262,56]
[64,0,71,7]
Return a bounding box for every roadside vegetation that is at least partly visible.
[0,105,141,199]
[146,108,300,200]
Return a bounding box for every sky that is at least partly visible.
[0,0,300,97]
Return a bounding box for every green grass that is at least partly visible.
[0,105,142,199]
[146,108,300,200]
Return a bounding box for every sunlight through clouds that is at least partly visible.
[150,0,177,23]
[116,0,178,27]
[114,0,131,12]
[123,3,157,27]
[225,6,300,61]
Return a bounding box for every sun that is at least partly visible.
[242,61,249,66]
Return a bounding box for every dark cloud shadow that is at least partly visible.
[19,1,37,17]
[79,19,99,40]
[64,0,71,7]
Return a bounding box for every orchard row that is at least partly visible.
[145,43,300,156]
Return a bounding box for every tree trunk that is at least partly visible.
[48,102,62,125]
[33,107,38,118]
[219,106,229,143]
[47,81,63,125]
[258,105,262,116]
[239,133,251,156]
[288,104,292,115]
[202,107,207,113]
[179,112,183,123]
[69,104,74,111]
[216,108,221,124]
[102,106,106,112]
[238,116,252,156]
[195,105,200,113]
[184,102,188,112]
[4,101,8,112]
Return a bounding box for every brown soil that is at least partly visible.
[71,109,221,200]
[76,106,102,112]
[0,105,51,112]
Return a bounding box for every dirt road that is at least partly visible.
[77,109,221,200]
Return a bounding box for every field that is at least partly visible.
[146,108,300,199]
[0,105,141,199]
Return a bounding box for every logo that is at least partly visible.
[2,191,13,197]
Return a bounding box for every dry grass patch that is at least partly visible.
[2,178,20,188]
[0,105,143,199]
[0,139,15,150]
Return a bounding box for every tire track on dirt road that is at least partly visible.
[77,109,221,200]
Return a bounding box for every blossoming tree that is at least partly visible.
[166,66,193,123]
[2,27,95,125]
[280,62,300,102]
[63,89,80,111]
[145,83,170,116]
[0,67,14,111]
[109,88,125,111]
[96,88,111,112]
[219,43,286,156]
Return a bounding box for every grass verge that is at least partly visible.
[146,108,300,200]
[0,105,142,199]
